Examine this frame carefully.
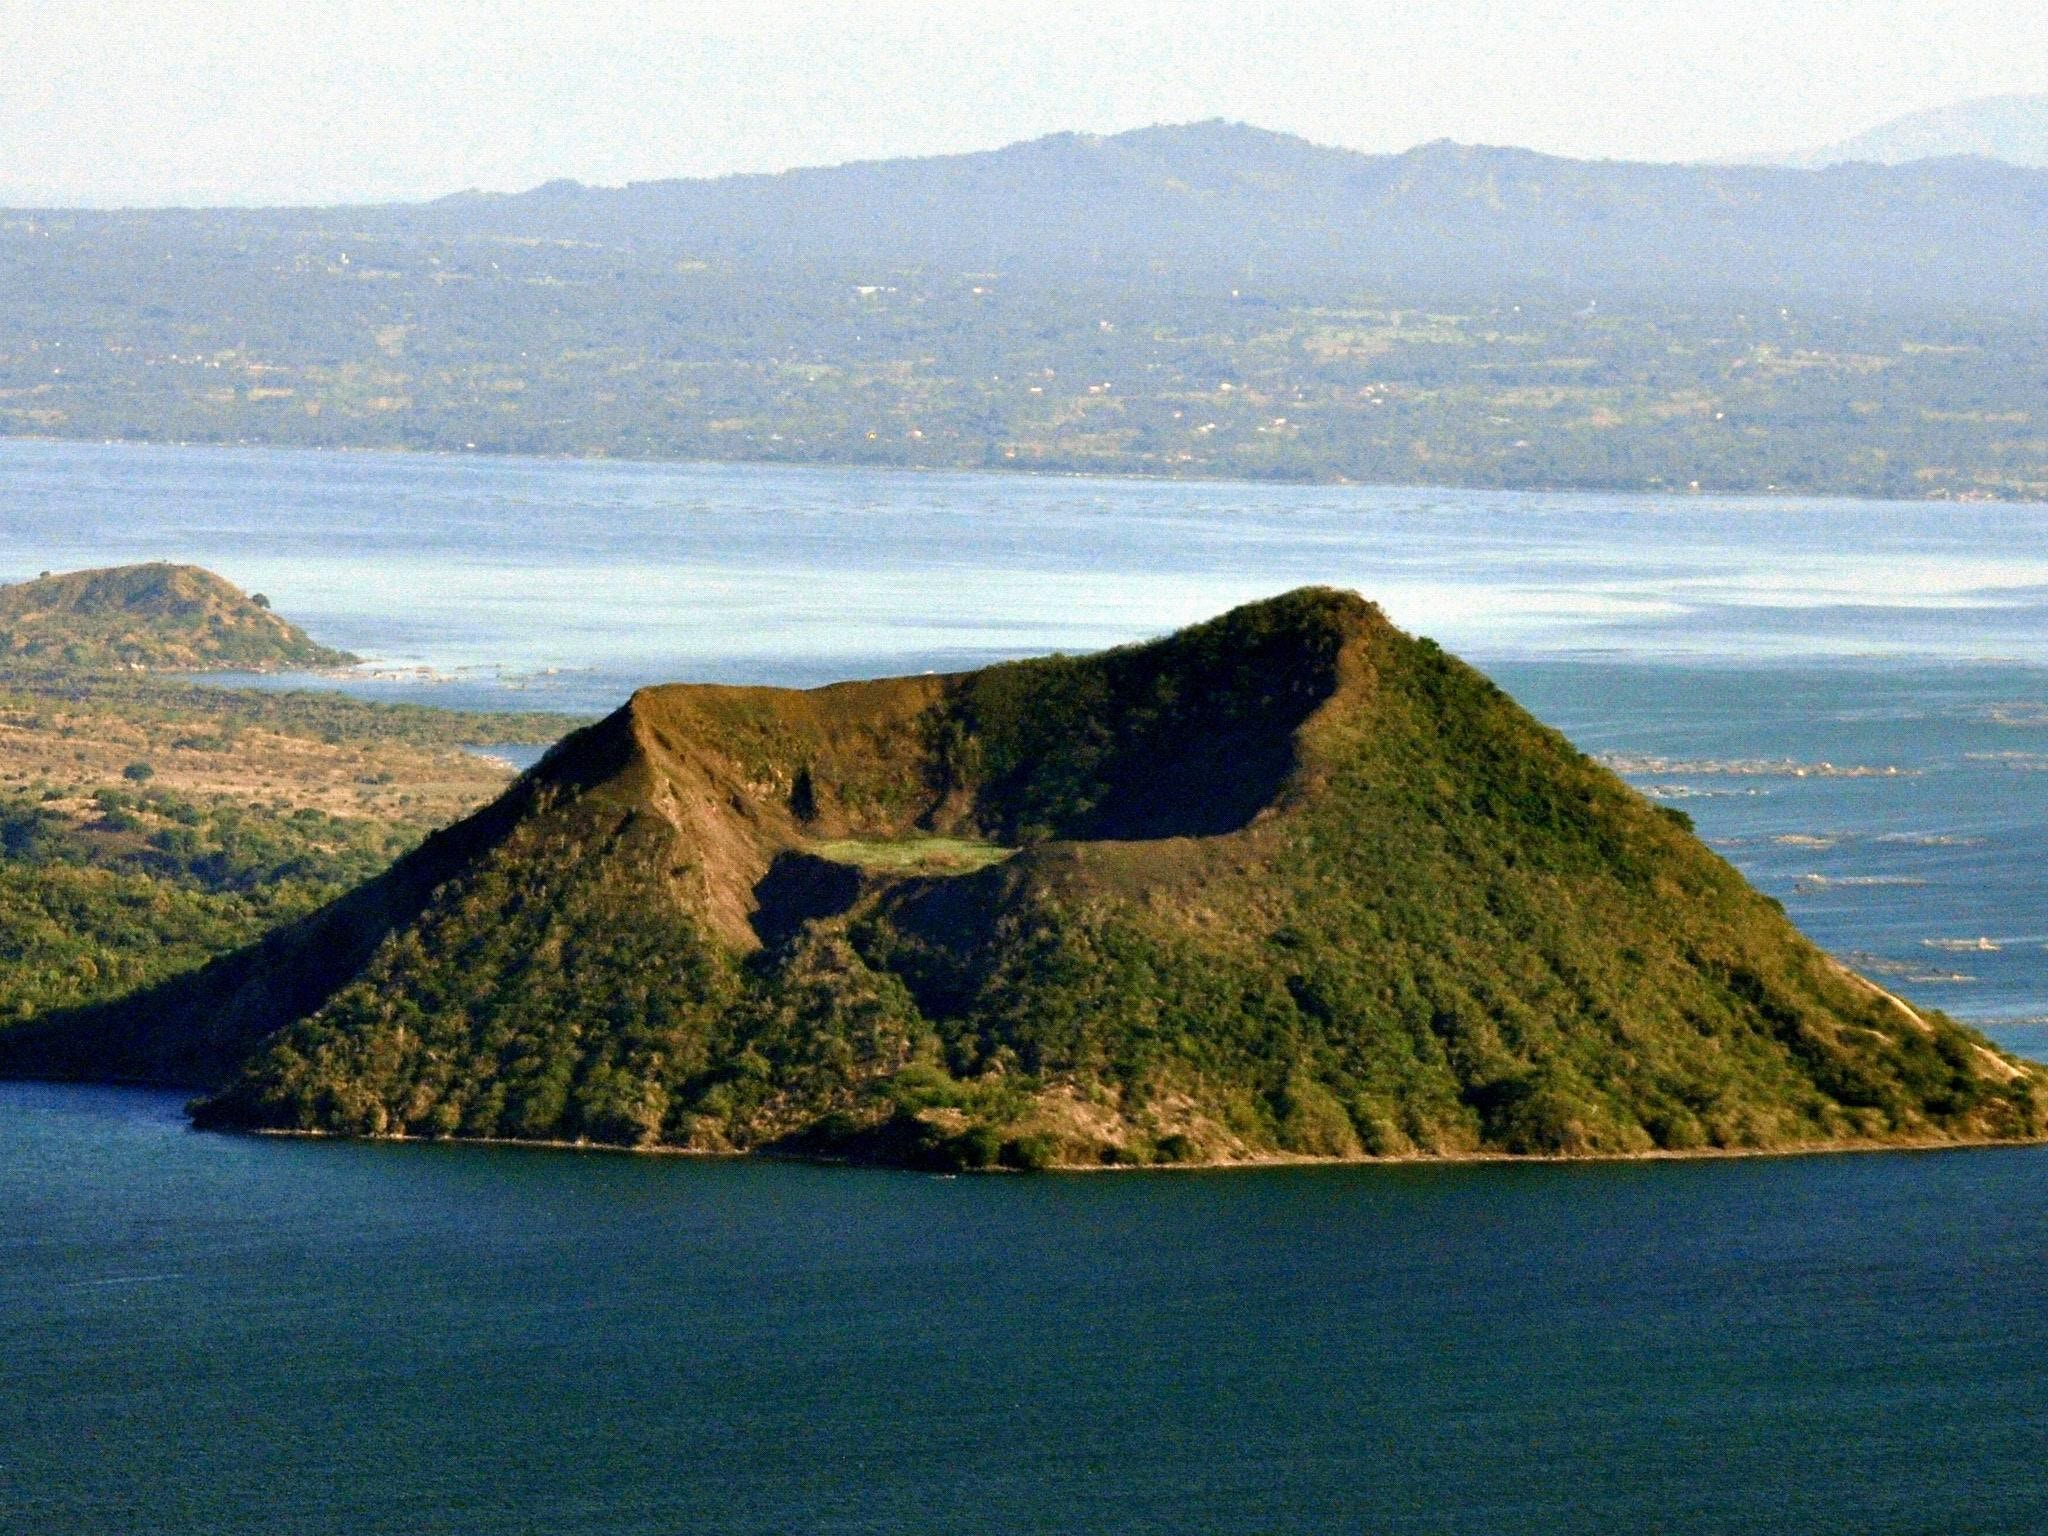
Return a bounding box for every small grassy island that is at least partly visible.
[0,562,356,672]
[2,588,2039,1168]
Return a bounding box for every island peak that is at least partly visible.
[3,587,2036,1168]
[0,562,355,672]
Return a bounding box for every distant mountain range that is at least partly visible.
[13,118,2048,301]
[381,121,2048,304]
[15,120,2048,306]
[7,121,2048,497]
[1769,94,2048,170]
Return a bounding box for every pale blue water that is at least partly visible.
[9,437,2048,704]
[7,440,2048,1533]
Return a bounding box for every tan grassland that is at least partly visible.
[0,698,518,831]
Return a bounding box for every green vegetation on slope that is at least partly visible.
[0,563,356,671]
[0,570,581,1049]
[0,784,410,1022]
[7,590,2038,1165]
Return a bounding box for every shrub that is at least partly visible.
[947,1123,1005,1170]
[999,1132,1061,1170]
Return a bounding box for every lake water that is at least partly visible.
[6,1083,2047,1535]
[6,440,2048,1532]
[12,438,2048,705]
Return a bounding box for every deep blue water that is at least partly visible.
[6,1082,2048,1536]
[7,440,2048,1532]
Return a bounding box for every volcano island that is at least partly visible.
[3,588,2037,1168]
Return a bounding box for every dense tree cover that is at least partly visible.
[22,590,2036,1166]
[0,784,410,1021]
[6,127,2048,498]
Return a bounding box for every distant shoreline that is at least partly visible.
[7,431,2042,511]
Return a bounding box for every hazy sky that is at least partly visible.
[5,0,2047,206]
